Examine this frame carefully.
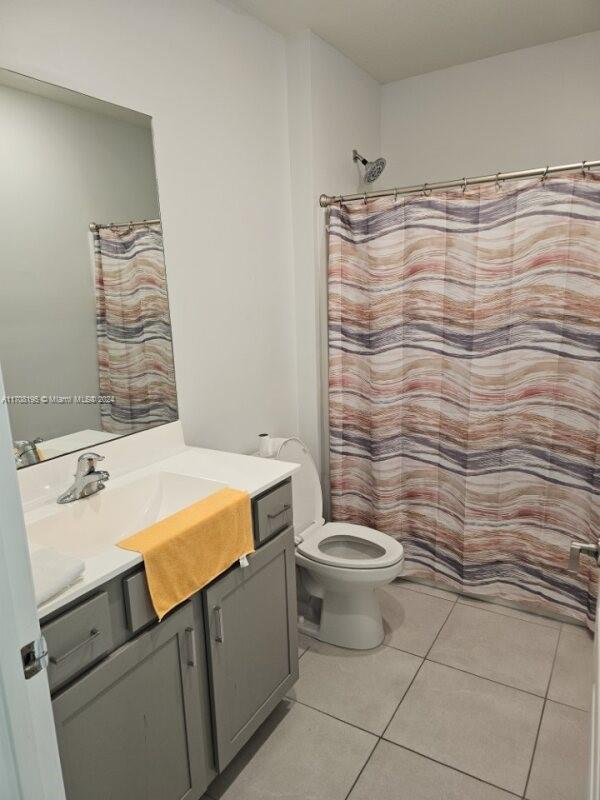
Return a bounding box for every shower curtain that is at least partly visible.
[93,223,177,434]
[328,172,600,626]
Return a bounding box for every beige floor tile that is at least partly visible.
[548,624,593,710]
[384,661,543,795]
[378,583,454,656]
[526,701,589,800]
[207,700,376,800]
[297,632,313,658]
[349,740,519,800]
[397,578,458,602]
[458,595,562,629]
[429,603,559,695]
[287,640,421,734]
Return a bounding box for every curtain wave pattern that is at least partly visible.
[94,224,178,434]
[328,173,600,626]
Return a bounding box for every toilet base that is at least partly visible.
[299,586,385,650]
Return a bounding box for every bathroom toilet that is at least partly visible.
[272,437,404,650]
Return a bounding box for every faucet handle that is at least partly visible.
[76,452,105,475]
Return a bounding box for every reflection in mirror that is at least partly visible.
[0,70,178,467]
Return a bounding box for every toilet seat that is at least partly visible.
[297,522,404,570]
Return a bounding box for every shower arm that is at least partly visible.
[352,150,369,166]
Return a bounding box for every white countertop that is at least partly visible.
[28,435,298,621]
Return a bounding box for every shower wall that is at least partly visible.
[381,30,600,187]
[286,31,381,482]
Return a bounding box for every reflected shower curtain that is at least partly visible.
[328,173,600,626]
[93,224,177,434]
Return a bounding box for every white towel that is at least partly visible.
[29,544,85,607]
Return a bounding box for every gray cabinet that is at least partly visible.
[204,527,299,770]
[52,601,210,800]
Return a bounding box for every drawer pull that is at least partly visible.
[267,504,291,521]
[214,606,224,643]
[50,628,100,665]
[185,627,197,667]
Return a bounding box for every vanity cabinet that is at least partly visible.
[52,601,209,800]
[204,526,299,770]
[46,480,299,797]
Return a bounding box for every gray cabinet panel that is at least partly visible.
[253,480,293,544]
[53,602,209,800]
[123,569,157,633]
[205,528,299,770]
[44,591,113,693]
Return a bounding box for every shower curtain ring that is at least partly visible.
[582,160,588,177]
[363,192,368,205]
[495,172,502,190]
[462,177,467,193]
[394,187,399,203]
[541,166,549,184]
[422,182,431,197]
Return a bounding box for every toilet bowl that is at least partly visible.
[272,437,404,650]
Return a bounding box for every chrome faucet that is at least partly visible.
[14,438,42,468]
[57,452,110,504]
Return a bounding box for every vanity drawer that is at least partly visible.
[253,480,293,545]
[43,592,113,692]
[123,569,157,633]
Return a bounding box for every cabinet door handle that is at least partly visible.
[49,628,100,665]
[185,627,196,667]
[267,504,291,521]
[214,606,224,643]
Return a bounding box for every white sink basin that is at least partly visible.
[26,471,227,559]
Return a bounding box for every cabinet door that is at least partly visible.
[205,527,299,770]
[52,602,208,800]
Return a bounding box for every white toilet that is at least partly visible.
[272,437,404,650]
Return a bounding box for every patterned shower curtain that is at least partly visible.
[328,172,600,626]
[93,223,178,434]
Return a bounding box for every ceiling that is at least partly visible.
[227,0,600,83]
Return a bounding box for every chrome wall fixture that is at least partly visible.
[88,218,160,232]
[353,149,387,183]
[320,159,600,207]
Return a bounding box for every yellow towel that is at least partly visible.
[118,487,254,620]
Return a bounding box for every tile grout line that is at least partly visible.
[424,655,553,702]
[521,623,563,799]
[395,582,459,602]
[286,696,380,738]
[455,597,564,632]
[378,740,523,799]
[341,737,380,800]
[299,585,577,800]
[379,590,458,740]
[341,591,460,799]
[399,579,570,632]
[344,592,531,800]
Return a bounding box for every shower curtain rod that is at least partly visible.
[319,159,600,207]
[88,218,160,231]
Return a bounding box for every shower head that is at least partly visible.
[353,149,386,183]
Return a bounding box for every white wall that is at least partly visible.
[382,30,600,187]
[0,0,299,455]
[286,32,380,481]
[0,84,159,441]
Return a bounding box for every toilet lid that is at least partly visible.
[276,438,323,534]
[297,522,404,570]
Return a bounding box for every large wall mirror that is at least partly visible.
[0,69,178,468]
